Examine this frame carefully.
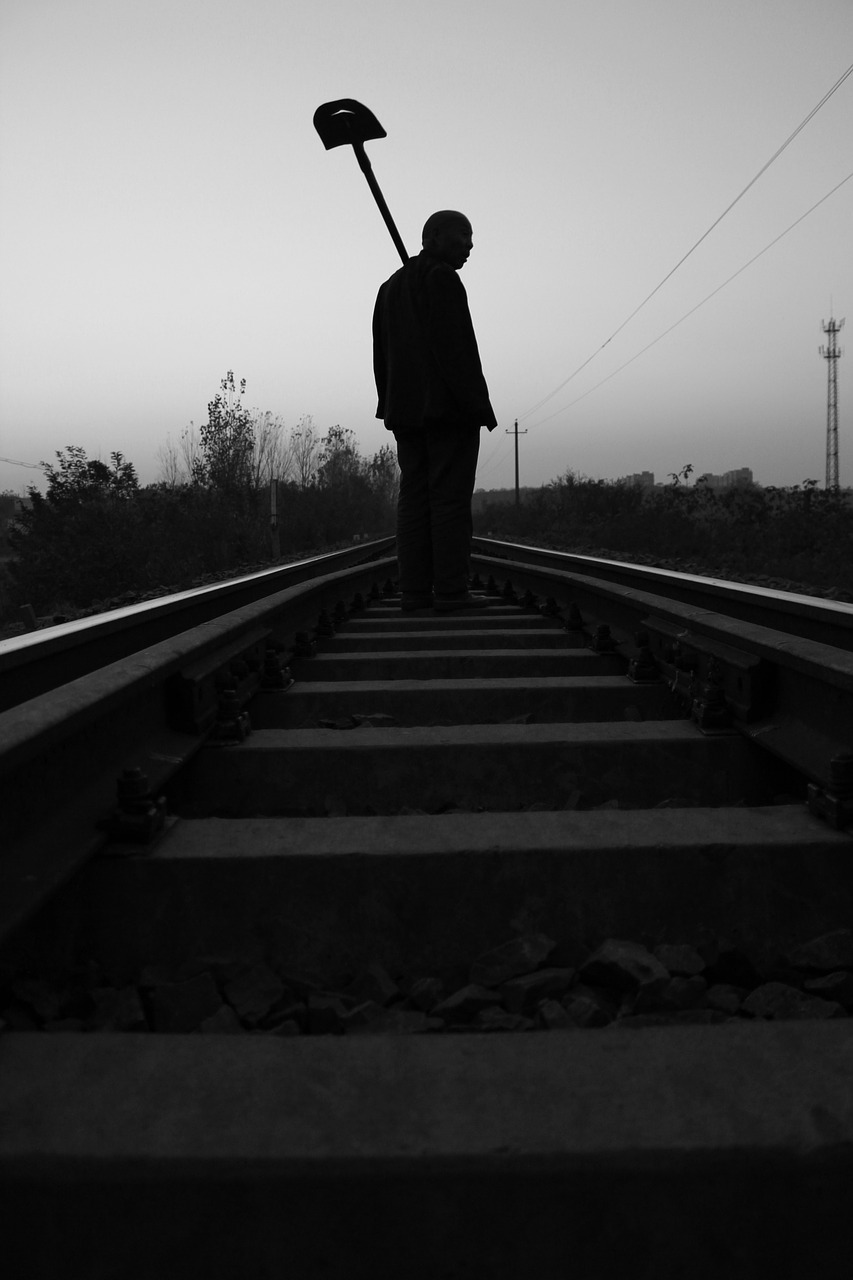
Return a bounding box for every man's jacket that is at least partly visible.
[373,250,497,432]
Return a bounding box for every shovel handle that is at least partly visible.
[352,140,409,265]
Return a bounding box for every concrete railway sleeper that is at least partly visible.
[2,551,853,1278]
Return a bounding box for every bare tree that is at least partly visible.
[251,411,295,488]
[291,415,320,489]
[179,424,202,483]
[156,435,182,488]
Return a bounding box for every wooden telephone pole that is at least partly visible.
[505,419,528,506]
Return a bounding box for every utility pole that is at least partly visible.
[820,316,844,489]
[504,417,525,501]
[269,477,280,559]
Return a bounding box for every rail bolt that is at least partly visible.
[808,753,853,830]
[293,631,317,658]
[829,752,853,800]
[691,659,732,732]
[212,689,252,742]
[99,767,167,845]
[262,648,293,689]
[315,610,335,637]
[591,624,616,653]
[628,630,660,682]
[116,766,151,806]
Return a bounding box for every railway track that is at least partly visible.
[2,538,853,1278]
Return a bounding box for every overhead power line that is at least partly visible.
[518,59,853,423]
[525,168,853,431]
[0,456,41,469]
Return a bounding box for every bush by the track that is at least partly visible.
[474,472,853,601]
[2,474,396,623]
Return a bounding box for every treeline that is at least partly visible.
[474,469,853,597]
[2,373,398,621]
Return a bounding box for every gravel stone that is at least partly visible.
[258,1000,307,1031]
[406,977,443,1012]
[803,971,853,1010]
[475,1006,534,1032]
[351,713,399,728]
[223,962,286,1024]
[664,975,708,1010]
[469,933,556,987]
[138,963,174,989]
[535,998,575,1030]
[614,1009,727,1028]
[563,993,613,1028]
[198,1005,243,1034]
[350,1009,434,1034]
[340,1000,387,1031]
[628,975,671,1013]
[344,962,400,1008]
[501,967,576,1015]
[149,973,222,1032]
[706,984,745,1014]
[175,954,256,985]
[653,944,705,977]
[432,984,499,1025]
[87,986,147,1032]
[699,939,761,988]
[1,1003,40,1031]
[9,978,63,1022]
[788,930,853,974]
[580,939,669,993]
[10,925,853,1038]
[267,1018,301,1036]
[741,982,845,1021]
[307,994,349,1034]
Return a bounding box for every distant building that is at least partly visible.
[696,468,754,490]
[619,471,655,489]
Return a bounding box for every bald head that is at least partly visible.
[422,210,473,269]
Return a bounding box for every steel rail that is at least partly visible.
[4,538,852,946]
[0,537,395,711]
[473,537,853,652]
[470,545,853,815]
[0,552,398,943]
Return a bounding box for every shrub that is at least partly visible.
[474,472,853,595]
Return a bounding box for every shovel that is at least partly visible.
[313,99,409,264]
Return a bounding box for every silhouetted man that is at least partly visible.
[373,210,497,611]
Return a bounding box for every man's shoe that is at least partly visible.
[433,593,490,613]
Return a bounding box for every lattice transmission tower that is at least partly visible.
[820,316,844,489]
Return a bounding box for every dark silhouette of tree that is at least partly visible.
[41,446,139,502]
[193,371,255,491]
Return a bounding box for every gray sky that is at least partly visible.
[1,0,851,496]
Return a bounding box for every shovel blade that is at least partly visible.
[313,99,387,150]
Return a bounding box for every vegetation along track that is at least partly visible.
[2,537,853,1278]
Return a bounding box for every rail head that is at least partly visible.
[472,537,853,652]
[0,554,398,941]
[0,538,396,710]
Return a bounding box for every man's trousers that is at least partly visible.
[392,423,481,599]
